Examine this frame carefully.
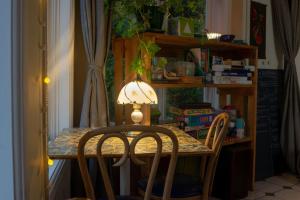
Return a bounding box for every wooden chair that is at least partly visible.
[73,125,179,200]
[137,113,229,200]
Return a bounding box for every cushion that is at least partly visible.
[137,174,202,198]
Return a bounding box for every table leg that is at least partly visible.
[120,159,130,195]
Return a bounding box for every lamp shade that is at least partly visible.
[117,80,158,105]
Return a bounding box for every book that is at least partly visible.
[244,65,256,72]
[169,106,213,116]
[212,64,232,71]
[184,125,209,132]
[213,76,253,84]
[223,59,243,66]
[176,113,215,127]
[213,69,252,77]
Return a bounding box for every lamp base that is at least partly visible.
[126,131,141,137]
[131,104,143,124]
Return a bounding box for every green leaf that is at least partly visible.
[140,40,160,57]
[130,57,145,76]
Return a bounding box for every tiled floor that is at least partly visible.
[210,173,300,200]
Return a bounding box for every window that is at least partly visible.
[47,0,74,189]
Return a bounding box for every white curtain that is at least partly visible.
[206,0,232,34]
[47,0,74,140]
[204,0,231,108]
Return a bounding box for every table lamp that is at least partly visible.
[117,78,158,124]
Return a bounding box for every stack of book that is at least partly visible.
[169,104,215,139]
[211,60,255,85]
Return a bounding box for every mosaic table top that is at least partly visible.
[48,125,213,159]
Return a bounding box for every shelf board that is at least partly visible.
[198,136,252,146]
[151,82,203,88]
[151,81,255,89]
[205,84,255,88]
[142,32,257,51]
[223,136,252,146]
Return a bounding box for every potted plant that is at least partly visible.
[110,0,205,77]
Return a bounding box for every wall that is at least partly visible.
[245,0,281,69]
[0,0,14,199]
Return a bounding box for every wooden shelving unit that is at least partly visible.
[113,32,257,189]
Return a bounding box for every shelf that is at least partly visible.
[113,32,257,189]
[142,32,257,51]
[151,81,255,89]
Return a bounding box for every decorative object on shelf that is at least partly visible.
[250,1,266,59]
[167,61,196,77]
[236,117,245,138]
[168,17,195,37]
[206,32,221,40]
[152,57,168,80]
[220,34,235,42]
[117,77,158,125]
[187,48,205,76]
[163,69,181,80]
[150,106,161,125]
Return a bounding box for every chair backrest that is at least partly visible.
[205,112,229,155]
[201,112,229,197]
[77,125,179,200]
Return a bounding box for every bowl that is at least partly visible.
[206,32,221,40]
[220,34,235,42]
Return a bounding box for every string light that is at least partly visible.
[48,156,54,166]
[44,76,51,84]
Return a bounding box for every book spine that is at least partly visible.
[212,64,231,71]
[212,76,253,84]
[170,107,213,116]
[183,108,213,115]
[221,72,252,77]
[184,125,208,132]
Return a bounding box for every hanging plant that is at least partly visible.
[130,39,161,79]
[109,0,205,77]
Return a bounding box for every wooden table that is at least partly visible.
[48,125,213,195]
[48,125,213,159]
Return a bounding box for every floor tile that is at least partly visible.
[265,175,297,187]
[280,173,300,184]
[257,195,282,200]
[292,183,300,192]
[243,190,265,199]
[255,181,282,193]
[275,189,300,200]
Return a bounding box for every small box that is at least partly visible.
[168,17,194,37]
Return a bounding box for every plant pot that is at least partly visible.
[139,6,165,33]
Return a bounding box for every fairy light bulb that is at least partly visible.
[44,76,51,84]
[48,156,54,166]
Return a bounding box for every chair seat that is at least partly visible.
[137,174,203,198]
